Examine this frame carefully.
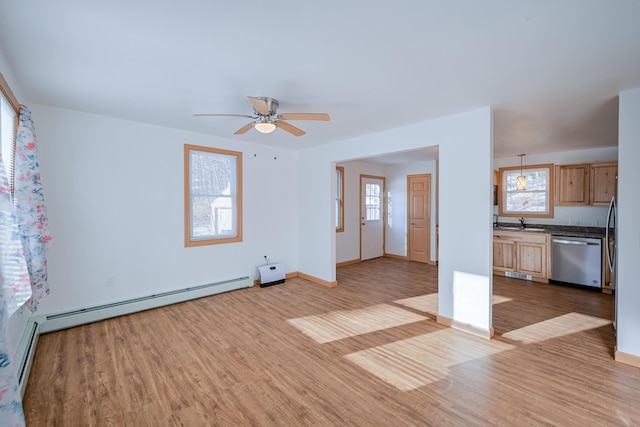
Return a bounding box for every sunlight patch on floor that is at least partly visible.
[287,304,427,344]
[345,329,515,391]
[502,312,611,344]
[395,293,513,316]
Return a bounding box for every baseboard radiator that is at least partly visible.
[38,276,252,334]
[16,319,40,396]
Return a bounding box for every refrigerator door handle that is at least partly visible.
[605,196,615,272]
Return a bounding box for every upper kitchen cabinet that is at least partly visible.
[555,162,617,206]
[555,164,590,206]
[590,162,618,206]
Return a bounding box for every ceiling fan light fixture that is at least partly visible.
[255,121,277,134]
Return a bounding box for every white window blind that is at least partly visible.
[0,94,16,192]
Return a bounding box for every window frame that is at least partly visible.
[184,144,243,247]
[336,166,344,232]
[498,163,554,218]
[0,72,20,195]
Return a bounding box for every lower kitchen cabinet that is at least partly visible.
[493,231,550,282]
[493,237,516,273]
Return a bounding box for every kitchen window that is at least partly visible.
[184,144,242,247]
[499,164,554,218]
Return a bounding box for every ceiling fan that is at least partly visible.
[194,96,330,137]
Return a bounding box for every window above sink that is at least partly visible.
[498,164,555,219]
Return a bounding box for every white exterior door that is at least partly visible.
[361,175,384,260]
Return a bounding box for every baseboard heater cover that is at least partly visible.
[17,320,40,396]
[505,271,532,281]
[40,276,251,333]
[258,263,285,287]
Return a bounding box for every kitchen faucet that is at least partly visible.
[519,217,525,228]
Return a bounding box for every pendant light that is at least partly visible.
[516,154,526,191]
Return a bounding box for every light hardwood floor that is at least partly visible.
[23,258,640,426]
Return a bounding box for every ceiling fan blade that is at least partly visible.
[193,113,255,118]
[247,96,270,115]
[234,122,254,135]
[279,113,330,121]
[277,121,306,137]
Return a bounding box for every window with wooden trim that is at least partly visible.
[336,166,344,232]
[184,144,242,247]
[0,73,19,194]
[499,164,554,218]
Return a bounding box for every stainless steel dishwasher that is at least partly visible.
[551,235,602,288]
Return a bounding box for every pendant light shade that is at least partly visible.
[517,154,526,191]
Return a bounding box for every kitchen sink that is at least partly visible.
[496,226,546,232]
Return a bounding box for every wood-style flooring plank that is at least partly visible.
[23,258,640,426]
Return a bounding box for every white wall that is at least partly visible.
[617,88,640,360]
[335,160,385,263]
[0,49,23,101]
[439,110,493,331]
[30,104,300,314]
[494,147,618,227]
[385,161,438,261]
[299,108,493,332]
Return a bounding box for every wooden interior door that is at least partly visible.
[408,174,431,263]
[360,175,385,261]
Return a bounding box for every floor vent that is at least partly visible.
[505,271,533,281]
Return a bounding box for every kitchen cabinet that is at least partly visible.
[590,162,618,206]
[493,231,550,282]
[555,164,590,206]
[493,236,515,272]
[555,162,617,206]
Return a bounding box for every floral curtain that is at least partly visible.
[0,142,30,425]
[15,105,52,311]
[0,104,52,426]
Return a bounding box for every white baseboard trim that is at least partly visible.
[437,315,494,340]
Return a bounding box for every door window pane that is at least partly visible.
[365,183,381,221]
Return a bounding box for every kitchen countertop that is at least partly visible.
[494,223,605,239]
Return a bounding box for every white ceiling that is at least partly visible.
[1,1,639,160]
